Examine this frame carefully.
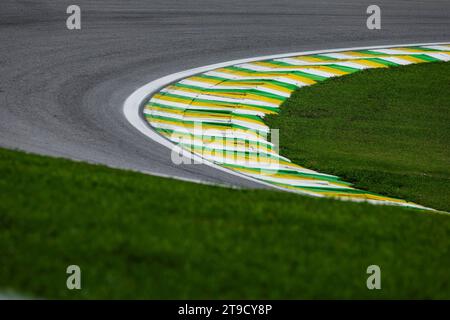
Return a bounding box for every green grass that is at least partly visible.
[0,147,449,299]
[266,62,450,212]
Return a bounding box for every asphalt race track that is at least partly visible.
[1,0,449,187]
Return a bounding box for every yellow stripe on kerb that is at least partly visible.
[292,56,330,63]
[339,51,384,58]
[252,62,349,75]
[353,59,389,68]
[396,55,427,64]
[214,68,318,85]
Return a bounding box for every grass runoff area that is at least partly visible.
[0,147,449,299]
[266,61,450,212]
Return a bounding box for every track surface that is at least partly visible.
[1,0,449,187]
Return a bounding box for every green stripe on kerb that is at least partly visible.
[222,66,327,81]
[195,74,298,91]
[328,64,360,73]
[142,44,449,210]
[259,60,295,67]
[414,54,442,62]
[310,54,339,61]
[369,58,400,67]
[172,83,287,101]
[221,164,351,185]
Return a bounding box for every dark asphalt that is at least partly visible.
[0,0,449,186]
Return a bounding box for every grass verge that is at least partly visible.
[266,62,450,212]
[0,147,449,299]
